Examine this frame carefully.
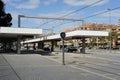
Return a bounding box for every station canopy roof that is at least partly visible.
[0,27,42,42]
[23,30,109,43]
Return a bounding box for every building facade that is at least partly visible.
[62,23,120,48]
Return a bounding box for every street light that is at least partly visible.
[108,8,112,53]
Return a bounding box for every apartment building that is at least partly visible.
[62,23,119,48]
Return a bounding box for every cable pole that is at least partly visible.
[108,8,112,53]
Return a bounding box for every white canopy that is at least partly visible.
[0,27,42,38]
[24,30,109,43]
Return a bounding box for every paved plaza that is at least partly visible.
[0,51,118,80]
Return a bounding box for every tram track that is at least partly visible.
[71,58,120,79]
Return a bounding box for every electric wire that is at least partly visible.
[61,0,104,17]
[56,6,120,27]
[39,0,104,26]
[83,6,120,19]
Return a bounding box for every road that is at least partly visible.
[86,49,120,61]
[44,51,120,80]
[0,54,113,80]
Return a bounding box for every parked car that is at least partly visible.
[43,47,50,51]
[66,46,77,52]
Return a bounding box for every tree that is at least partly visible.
[0,0,13,53]
[0,0,12,27]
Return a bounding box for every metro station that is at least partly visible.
[0,27,108,54]
[23,30,108,54]
[0,14,109,54]
[0,0,108,54]
[0,27,42,53]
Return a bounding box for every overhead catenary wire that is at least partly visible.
[56,6,120,28]
[52,6,120,30]
[52,2,120,28]
[39,0,104,26]
[61,0,104,17]
[44,5,120,34]
[83,6,120,19]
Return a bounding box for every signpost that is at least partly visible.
[60,32,66,65]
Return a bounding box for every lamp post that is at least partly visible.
[108,8,112,53]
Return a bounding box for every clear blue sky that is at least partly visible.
[3,0,120,33]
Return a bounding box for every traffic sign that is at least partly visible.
[60,32,66,39]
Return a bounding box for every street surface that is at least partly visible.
[44,50,120,80]
[0,53,115,80]
[86,49,120,61]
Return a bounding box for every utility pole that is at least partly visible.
[108,9,112,53]
[18,15,21,28]
[81,20,86,54]
[51,27,54,35]
[17,15,23,54]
